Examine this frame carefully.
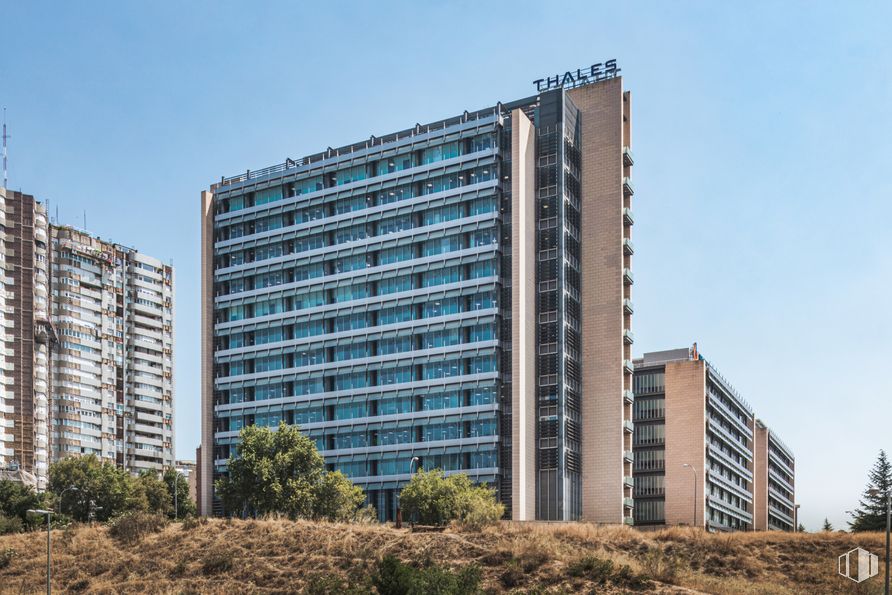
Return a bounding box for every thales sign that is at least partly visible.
[533,60,620,92]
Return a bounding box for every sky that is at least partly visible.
[1,0,889,531]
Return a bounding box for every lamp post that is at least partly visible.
[171,469,181,520]
[56,486,79,517]
[27,509,53,595]
[409,456,420,475]
[868,488,891,595]
[682,464,697,527]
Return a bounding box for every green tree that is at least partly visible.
[849,450,892,532]
[163,468,196,519]
[48,455,133,522]
[311,470,365,522]
[399,469,503,527]
[134,471,172,517]
[797,522,806,532]
[215,422,368,521]
[0,480,46,532]
[821,518,833,532]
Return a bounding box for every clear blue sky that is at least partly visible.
[2,1,889,531]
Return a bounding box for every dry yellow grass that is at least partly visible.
[0,519,887,594]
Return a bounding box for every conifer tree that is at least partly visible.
[849,450,892,532]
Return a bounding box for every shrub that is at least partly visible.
[202,550,234,575]
[567,555,614,583]
[0,514,23,535]
[181,514,208,531]
[399,469,503,527]
[639,545,682,584]
[108,511,168,544]
[0,547,16,570]
[373,555,482,595]
[499,559,524,588]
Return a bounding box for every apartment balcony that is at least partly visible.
[623,177,635,196]
[623,298,634,315]
[623,390,635,404]
[623,268,634,286]
[623,476,635,489]
[623,497,635,509]
[623,238,634,256]
[623,359,635,374]
[623,146,634,167]
[623,419,634,434]
[623,208,634,226]
[623,329,635,345]
[624,450,634,463]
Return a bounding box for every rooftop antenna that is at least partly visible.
[2,108,9,189]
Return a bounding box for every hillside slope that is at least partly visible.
[0,519,886,594]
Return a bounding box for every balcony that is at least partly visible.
[623,238,634,256]
[623,268,634,285]
[623,299,634,315]
[623,476,635,489]
[623,359,635,374]
[623,419,634,434]
[624,450,634,463]
[624,497,635,509]
[623,390,635,404]
[623,207,634,226]
[623,177,635,196]
[623,146,634,167]
[623,329,635,345]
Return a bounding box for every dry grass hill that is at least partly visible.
[0,518,887,594]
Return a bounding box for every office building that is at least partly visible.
[51,225,175,473]
[632,346,759,531]
[200,66,634,522]
[0,187,175,486]
[754,420,796,531]
[0,189,51,489]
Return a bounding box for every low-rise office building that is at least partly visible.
[632,346,758,531]
[754,420,796,531]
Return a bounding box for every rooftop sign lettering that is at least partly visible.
[533,60,620,92]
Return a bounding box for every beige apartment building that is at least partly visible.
[51,226,175,472]
[0,187,175,486]
[0,189,51,489]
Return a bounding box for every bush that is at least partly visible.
[181,514,208,531]
[108,512,168,544]
[399,470,503,527]
[202,550,234,575]
[639,546,682,584]
[373,555,482,595]
[499,559,524,588]
[0,547,16,570]
[567,555,614,583]
[0,514,23,535]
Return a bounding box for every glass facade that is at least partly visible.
[209,114,505,519]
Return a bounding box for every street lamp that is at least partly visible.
[682,464,698,527]
[27,509,53,595]
[56,486,79,517]
[868,488,890,595]
[171,469,181,520]
[409,457,420,474]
